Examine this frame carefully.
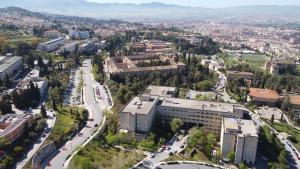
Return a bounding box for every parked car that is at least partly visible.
[149,153,155,158]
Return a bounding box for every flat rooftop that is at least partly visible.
[0,114,32,137]
[223,117,258,137]
[122,96,158,115]
[143,86,176,98]
[159,97,239,113]
[0,56,22,73]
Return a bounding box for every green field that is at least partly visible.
[69,140,145,169]
[45,106,85,146]
[219,52,267,70]
[242,54,267,69]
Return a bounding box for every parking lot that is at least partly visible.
[134,134,188,169]
[257,106,283,121]
[94,85,113,107]
[63,68,83,105]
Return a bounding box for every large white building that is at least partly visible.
[120,86,247,135]
[37,38,65,52]
[0,56,23,80]
[220,118,258,165]
[69,30,90,40]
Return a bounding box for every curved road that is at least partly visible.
[44,59,105,169]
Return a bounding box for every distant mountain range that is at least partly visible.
[0,0,300,20]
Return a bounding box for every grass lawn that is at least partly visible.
[242,54,267,69]
[296,66,300,76]
[45,106,84,146]
[273,122,300,151]
[165,147,210,162]
[220,52,267,70]
[69,140,145,169]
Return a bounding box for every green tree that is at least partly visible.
[13,146,24,154]
[4,73,11,88]
[239,162,247,169]
[170,118,183,133]
[40,105,47,118]
[0,138,9,149]
[271,114,275,126]
[227,151,235,162]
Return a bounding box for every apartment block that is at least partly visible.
[0,114,33,142]
[220,118,258,165]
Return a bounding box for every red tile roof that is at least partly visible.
[249,88,280,100]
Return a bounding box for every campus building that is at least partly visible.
[0,114,33,142]
[37,38,65,52]
[265,59,297,75]
[248,88,280,106]
[290,95,300,119]
[0,56,23,80]
[220,117,258,165]
[120,86,247,135]
[17,69,48,97]
[44,30,60,39]
[69,30,90,40]
[105,55,186,78]
[227,71,254,82]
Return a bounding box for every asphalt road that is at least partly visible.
[135,135,188,168]
[44,59,105,169]
[160,164,218,169]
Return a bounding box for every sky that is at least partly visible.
[86,0,300,8]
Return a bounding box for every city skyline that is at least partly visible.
[86,0,300,8]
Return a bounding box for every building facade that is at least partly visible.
[249,88,280,106]
[0,114,33,142]
[0,56,23,80]
[220,118,258,165]
[120,86,247,135]
[37,38,65,52]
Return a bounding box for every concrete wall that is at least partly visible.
[242,136,258,165]
[32,142,56,169]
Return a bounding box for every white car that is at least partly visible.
[149,153,155,158]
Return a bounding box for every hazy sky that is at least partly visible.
[86,0,300,8]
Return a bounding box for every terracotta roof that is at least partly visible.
[290,95,300,105]
[249,88,280,100]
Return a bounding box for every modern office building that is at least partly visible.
[120,86,247,135]
[120,95,160,133]
[37,38,65,52]
[79,43,98,55]
[220,117,258,165]
[69,30,90,40]
[0,56,23,80]
[0,114,33,142]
